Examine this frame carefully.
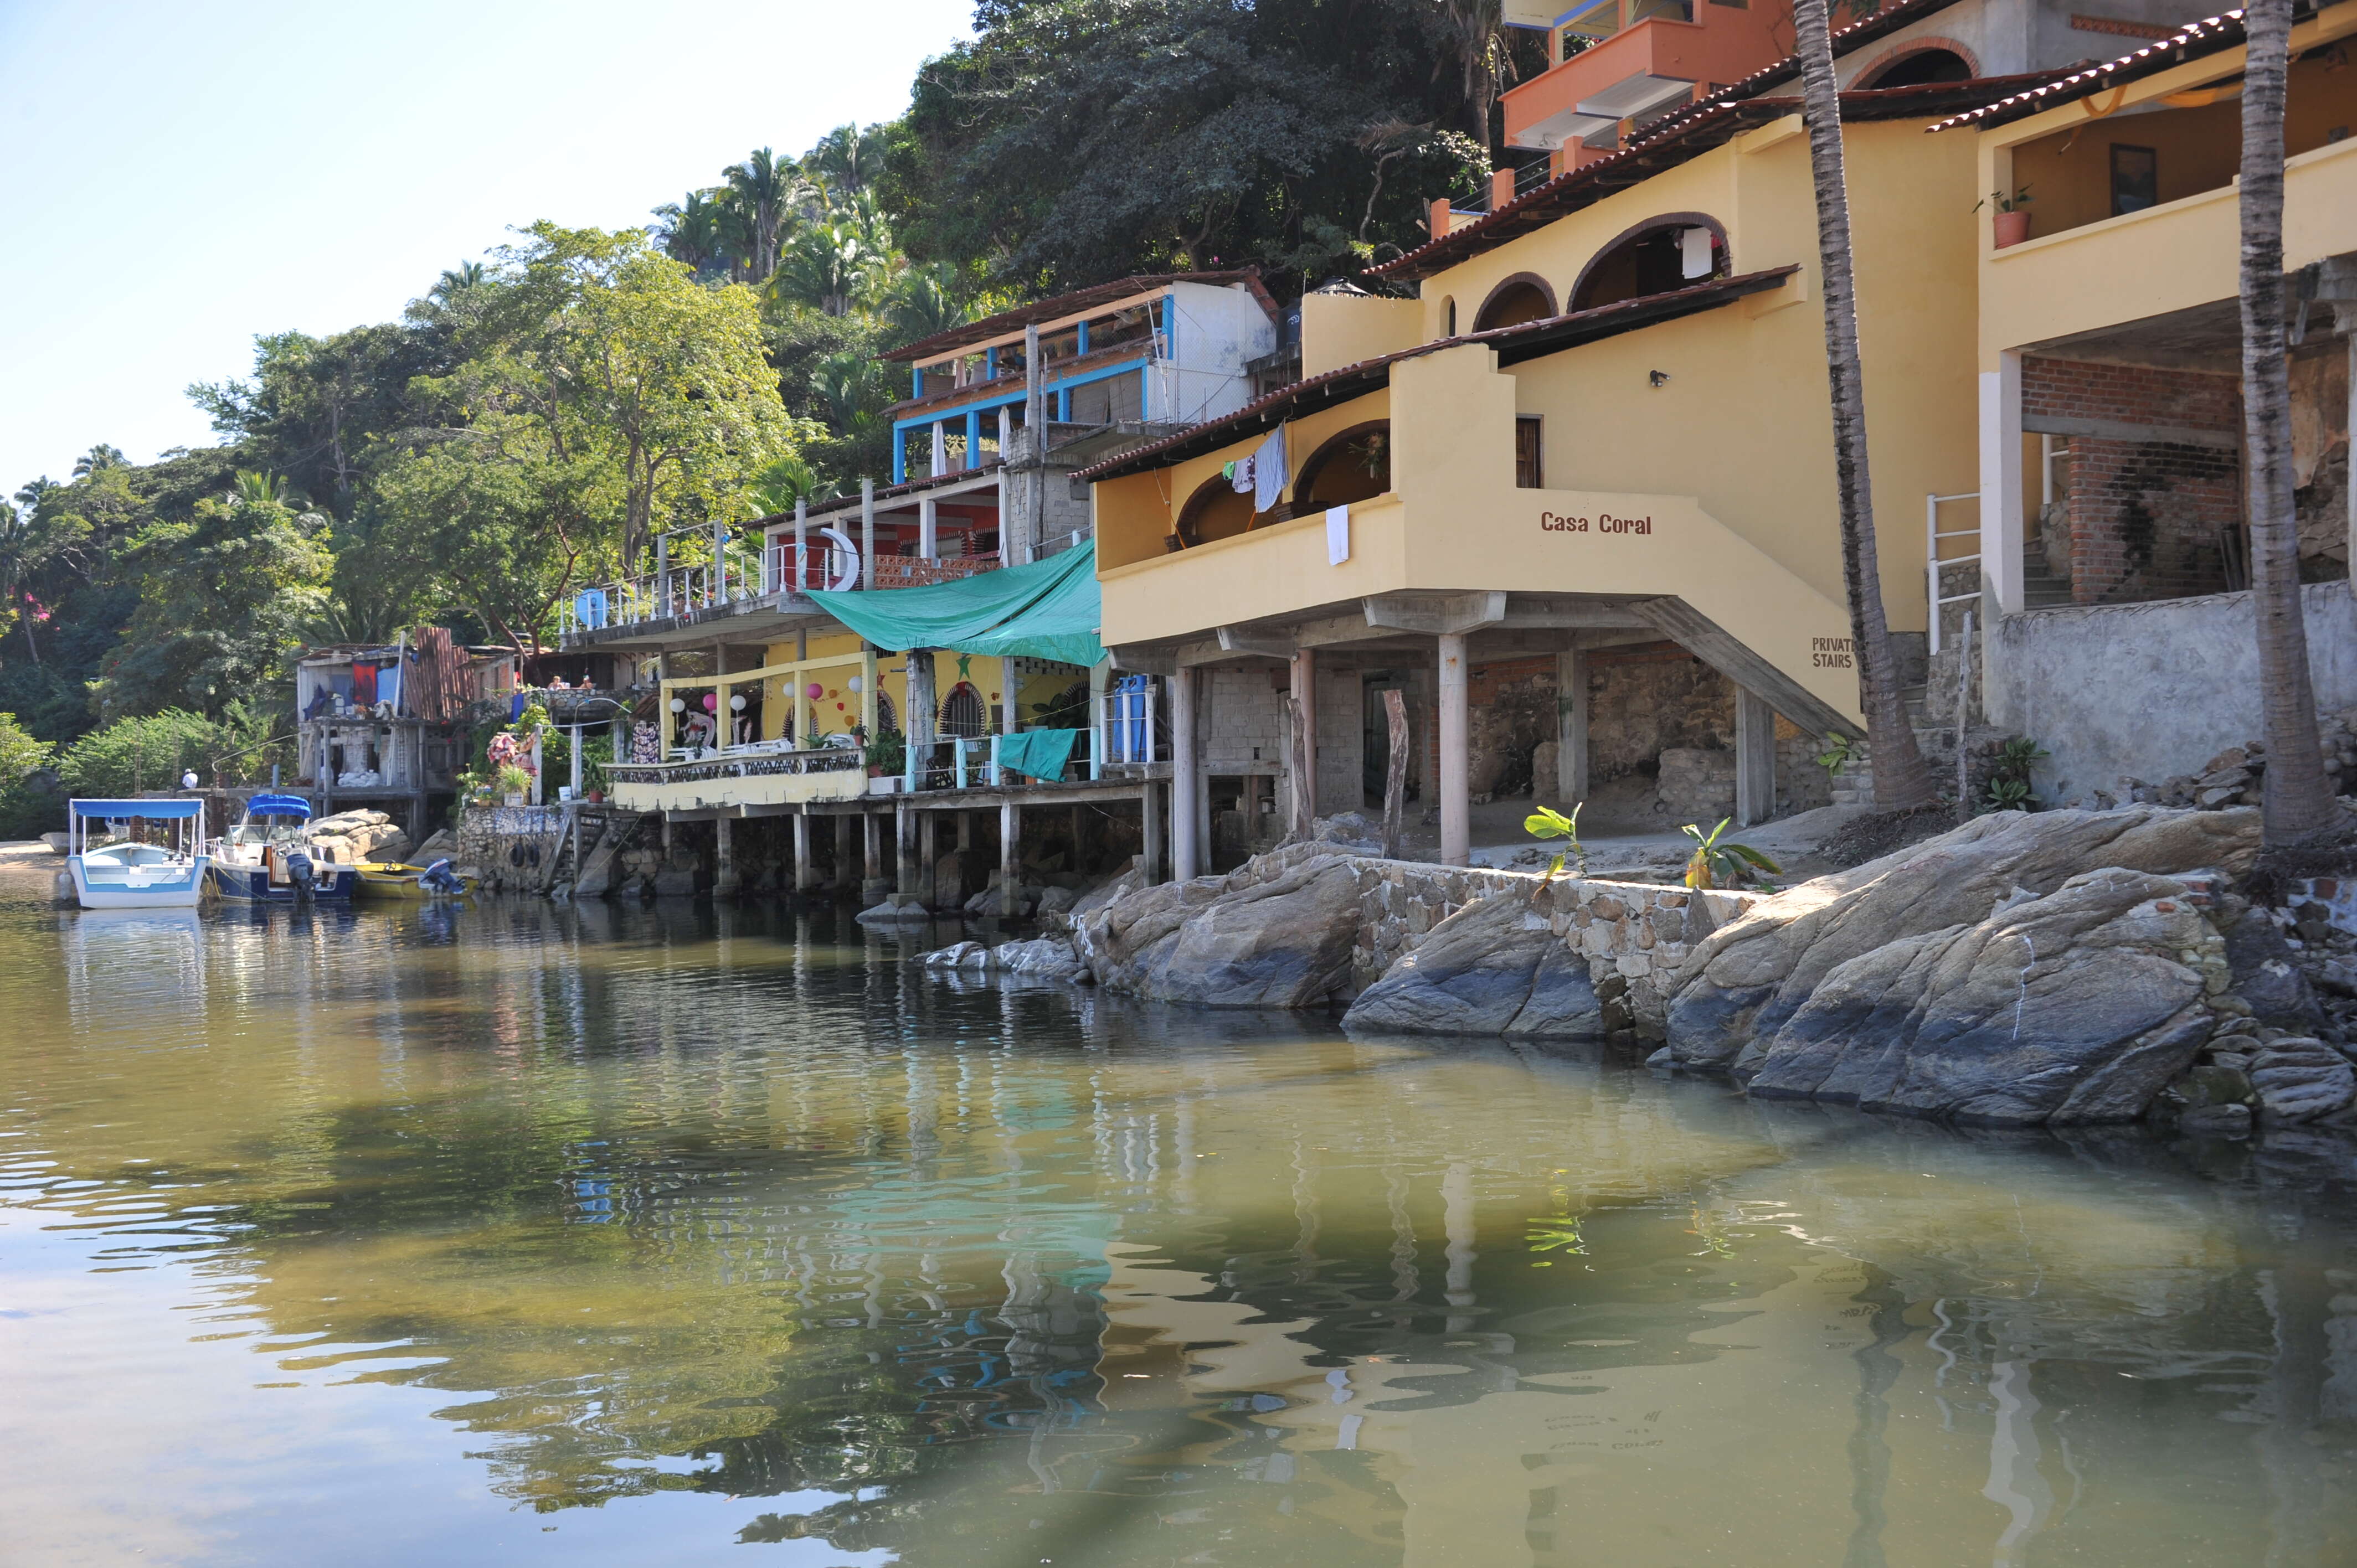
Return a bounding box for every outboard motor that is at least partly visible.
[419,858,463,897]
[284,850,317,904]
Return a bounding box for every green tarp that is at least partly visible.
[994,728,1078,782]
[809,540,1105,668]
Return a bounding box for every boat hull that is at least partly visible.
[68,854,210,909]
[205,863,360,904]
[353,862,475,901]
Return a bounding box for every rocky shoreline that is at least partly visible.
[923,803,2357,1135]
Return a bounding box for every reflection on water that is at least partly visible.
[6,883,2357,1565]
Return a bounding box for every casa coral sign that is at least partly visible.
[1540,510,1654,534]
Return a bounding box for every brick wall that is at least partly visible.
[2025,357,2242,605]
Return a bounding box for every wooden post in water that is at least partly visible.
[1382,688,1409,860]
[793,809,812,895]
[999,801,1021,915]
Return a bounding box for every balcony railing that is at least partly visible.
[873,553,1001,591]
[560,539,1017,639]
[604,745,866,788]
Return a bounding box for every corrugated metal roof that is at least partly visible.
[881,271,1279,363]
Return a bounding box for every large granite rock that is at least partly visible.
[2248,1036,2356,1123]
[2219,907,2324,1028]
[1342,891,1603,1038]
[1740,868,2227,1125]
[1664,806,2258,1069]
[1077,852,1362,1008]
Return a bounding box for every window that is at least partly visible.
[1294,422,1393,510]
[1515,417,1544,489]
[1569,219,1726,312]
[939,683,987,739]
[875,692,897,735]
[1443,296,1457,336]
[1474,276,1556,333]
[2111,145,2158,215]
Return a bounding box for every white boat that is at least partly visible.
[64,798,211,909]
[207,793,358,903]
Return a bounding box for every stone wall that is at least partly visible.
[1988,579,2357,805]
[1236,839,1763,1033]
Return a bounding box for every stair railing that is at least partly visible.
[1926,492,1981,655]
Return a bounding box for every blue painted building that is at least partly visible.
[882,272,1281,485]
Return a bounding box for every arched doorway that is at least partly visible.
[1569,215,1728,313]
[1857,47,1973,88]
[1473,274,1556,333]
[1174,472,1258,547]
[1293,422,1393,512]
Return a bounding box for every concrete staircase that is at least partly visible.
[2022,535,2073,609]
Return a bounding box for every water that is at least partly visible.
[4,870,2357,1567]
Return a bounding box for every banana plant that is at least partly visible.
[1682,817,1780,891]
[1524,802,1587,890]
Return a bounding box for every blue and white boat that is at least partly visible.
[206,792,357,903]
[64,798,212,909]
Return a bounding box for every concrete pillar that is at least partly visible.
[1438,632,1469,866]
[905,649,936,792]
[1554,648,1589,807]
[793,810,814,893]
[1289,649,1316,823]
[956,810,972,850]
[860,478,876,591]
[1001,656,1020,744]
[1978,352,2025,613]
[1069,803,1087,875]
[834,813,855,890]
[1140,781,1164,885]
[919,811,938,907]
[1735,688,1777,828]
[1170,666,1199,880]
[862,809,887,904]
[896,799,916,895]
[919,495,938,559]
[999,801,1021,916]
[713,814,740,897]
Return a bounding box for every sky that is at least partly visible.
[0,0,977,494]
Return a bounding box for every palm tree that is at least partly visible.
[769,221,881,317]
[721,147,808,282]
[2238,0,2339,844]
[810,351,886,435]
[806,123,888,199]
[1440,0,1512,147]
[887,264,971,343]
[651,190,728,277]
[71,443,125,478]
[430,261,485,303]
[230,470,290,509]
[1790,0,1939,811]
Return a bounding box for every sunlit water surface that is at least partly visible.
[5,873,2357,1566]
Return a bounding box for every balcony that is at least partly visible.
[1504,0,1788,152]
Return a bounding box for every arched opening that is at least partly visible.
[1856,47,1973,88]
[1441,296,1457,337]
[1293,422,1393,511]
[874,691,897,735]
[1174,472,1258,548]
[1473,274,1556,333]
[1569,215,1728,313]
[939,682,987,738]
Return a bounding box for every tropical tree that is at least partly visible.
[652,189,732,277]
[721,147,809,282]
[71,444,126,478]
[1789,0,1939,811]
[886,261,974,343]
[2237,0,2339,845]
[806,123,889,199]
[431,261,486,302]
[770,220,884,317]
[463,223,801,577]
[1439,0,1512,146]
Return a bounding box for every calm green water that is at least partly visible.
[6,870,2357,1566]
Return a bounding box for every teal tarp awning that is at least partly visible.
[995,728,1078,782]
[810,541,1105,668]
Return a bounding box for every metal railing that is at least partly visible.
[605,747,865,788]
[1926,491,1981,655]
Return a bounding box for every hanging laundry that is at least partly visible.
[1252,427,1290,513]
[377,663,403,714]
[1227,455,1255,494]
[352,662,378,706]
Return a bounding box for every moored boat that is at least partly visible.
[353,859,472,901]
[206,793,359,903]
[64,799,210,909]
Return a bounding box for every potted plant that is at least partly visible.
[496,762,532,806]
[864,725,906,780]
[1977,185,2034,249]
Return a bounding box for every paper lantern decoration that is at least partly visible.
[668,697,686,713]
[729,694,747,711]
[806,682,825,699]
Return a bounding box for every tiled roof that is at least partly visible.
[1926,7,2257,130]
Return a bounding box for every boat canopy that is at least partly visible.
[69,798,203,819]
[809,540,1105,668]
[243,793,313,819]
